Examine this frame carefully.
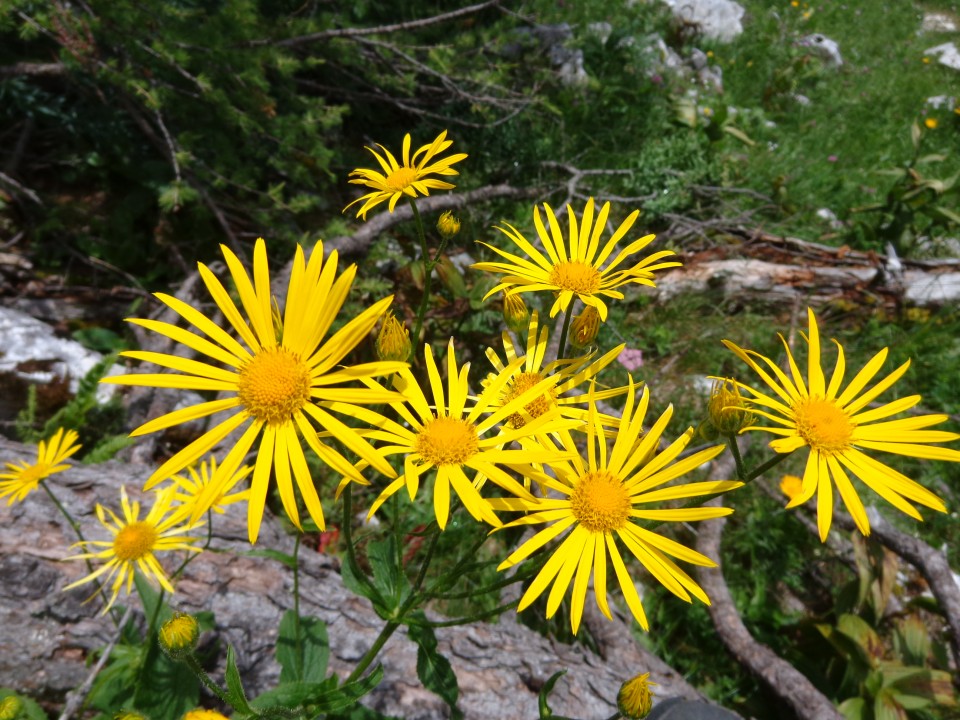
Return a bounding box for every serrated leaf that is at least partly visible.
[277,611,330,684]
[408,621,460,718]
[225,645,255,717]
[538,670,567,718]
[250,665,384,714]
[367,537,411,618]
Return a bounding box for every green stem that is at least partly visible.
[556,305,574,360]
[184,655,232,706]
[342,484,374,594]
[727,434,747,481]
[292,532,303,681]
[745,450,793,483]
[409,198,432,357]
[132,586,167,701]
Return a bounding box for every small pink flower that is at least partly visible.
[617,347,644,372]
[827,155,838,163]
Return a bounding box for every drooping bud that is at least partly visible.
[376,311,411,362]
[617,672,657,719]
[436,210,461,239]
[502,292,530,333]
[569,306,601,349]
[158,612,199,660]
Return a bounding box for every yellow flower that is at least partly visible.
[618,672,657,719]
[569,305,602,348]
[183,711,229,720]
[344,131,468,220]
[493,383,741,633]
[340,339,577,529]
[0,696,23,720]
[924,118,938,130]
[1,428,81,504]
[376,310,412,363]
[64,486,201,613]
[473,198,680,321]
[706,378,754,436]
[780,474,804,501]
[437,210,461,239]
[483,311,626,431]
[725,307,959,541]
[501,291,530,333]
[102,238,403,543]
[159,612,199,658]
[168,457,251,522]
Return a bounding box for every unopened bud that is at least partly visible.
[706,378,753,436]
[437,211,461,239]
[0,696,23,720]
[617,672,656,719]
[502,292,530,333]
[159,612,199,659]
[569,306,601,348]
[376,311,411,362]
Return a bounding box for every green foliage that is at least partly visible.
[276,611,330,684]
[537,670,567,719]
[0,690,47,720]
[407,616,461,718]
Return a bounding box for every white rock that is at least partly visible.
[661,0,745,42]
[926,95,957,110]
[799,33,843,67]
[926,42,960,71]
[586,21,613,45]
[815,208,843,230]
[921,12,958,33]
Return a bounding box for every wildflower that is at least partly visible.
[159,613,199,659]
[922,57,931,64]
[376,310,412,362]
[502,291,529,333]
[183,711,229,720]
[169,457,251,523]
[483,312,626,431]
[64,486,201,613]
[706,378,754,436]
[493,382,741,633]
[780,474,804,501]
[344,131,467,220]
[1,428,81,505]
[924,118,938,130]
[102,239,402,543]
[618,348,644,373]
[618,672,657,719]
[0,696,23,720]
[725,307,959,541]
[437,210,461,239]
[569,305,601,348]
[344,339,576,529]
[474,198,680,321]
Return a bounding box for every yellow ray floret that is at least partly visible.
[725,307,959,541]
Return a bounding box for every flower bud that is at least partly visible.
[436,210,461,239]
[706,378,753,436]
[569,306,601,348]
[0,696,23,720]
[502,292,529,333]
[617,672,657,719]
[183,711,230,720]
[159,612,199,659]
[376,311,411,362]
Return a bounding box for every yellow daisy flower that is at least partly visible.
[493,383,740,634]
[473,198,681,321]
[483,311,627,430]
[102,238,403,543]
[339,339,578,529]
[0,428,81,504]
[64,485,201,613]
[725,307,959,541]
[344,130,468,220]
[168,457,252,522]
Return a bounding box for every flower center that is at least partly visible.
[569,470,631,533]
[385,166,418,192]
[19,463,49,485]
[502,371,556,428]
[237,347,311,426]
[415,417,479,466]
[114,521,158,562]
[548,261,602,294]
[795,397,854,454]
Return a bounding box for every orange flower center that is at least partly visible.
[502,371,556,428]
[18,463,49,485]
[569,470,631,533]
[795,397,854,454]
[415,417,479,466]
[114,521,158,561]
[548,261,602,294]
[385,166,418,192]
[237,347,311,426]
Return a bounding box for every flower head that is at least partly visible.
[924,118,938,130]
[780,474,804,501]
[0,696,23,720]
[501,291,529,333]
[1,428,81,505]
[64,486,201,613]
[168,457,251,522]
[569,305,602,348]
[618,672,657,719]
[437,210,461,239]
[473,198,681,321]
[183,711,229,720]
[701,378,754,438]
[344,131,467,219]
[159,612,199,659]
[725,307,959,541]
[102,238,403,543]
[493,382,741,633]
[376,310,412,363]
[342,339,577,529]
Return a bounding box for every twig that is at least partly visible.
[0,171,43,205]
[0,61,66,77]
[58,605,134,720]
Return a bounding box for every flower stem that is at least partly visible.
[409,198,432,357]
[745,450,793,483]
[292,532,303,680]
[184,655,232,706]
[557,305,574,360]
[727,434,747,481]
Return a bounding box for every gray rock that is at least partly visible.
[926,42,960,71]
[661,0,745,43]
[921,12,958,33]
[649,698,742,719]
[798,33,843,67]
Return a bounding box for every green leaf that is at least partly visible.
[0,689,49,720]
[367,537,411,618]
[837,697,868,720]
[537,670,567,719]
[133,572,174,628]
[225,645,256,717]
[132,649,199,720]
[239,548,298,570]
[407,619,460,718]
[435,255,467,298]
[874,687,908,720]
[722,125,755,146]
[276,611,330,684]
[250,665,384,714]
[931,205,960,225]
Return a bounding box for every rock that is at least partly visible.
[925,42,960,71]
[660,0,745,43]
[921,12,958,33]
[798,33,843,67]
[586,21,613,45]
[815,208,843,230]
[926,95,957,111]
[649,698,743,720]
